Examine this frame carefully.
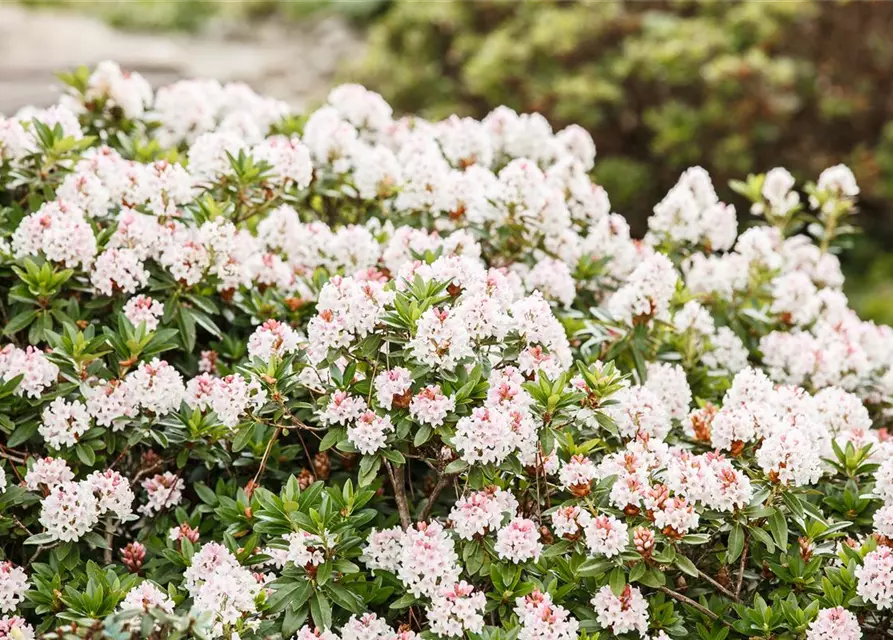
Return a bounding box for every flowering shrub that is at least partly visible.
[0,61,891,640]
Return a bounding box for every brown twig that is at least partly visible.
[0,445,26,465]
[1,513,32,536]
[108,445,131,470]
[419,472,454,522]
[385,461,411,529]
[251,426,282,489]
[698,569,740,602]
[128,459,166,488]
[658,586,729,626]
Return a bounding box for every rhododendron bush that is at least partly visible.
[0,62,890,640]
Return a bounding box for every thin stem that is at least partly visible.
[251,426,282,490]
[735,534,749,600]
[385,461,411,529]
[0,445,26,465]
[657,586,729,627]
[1,513,31,536]
[419,472,453,522]
[698,569,740,603]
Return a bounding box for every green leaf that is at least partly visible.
[194,483,219,506]
[674,555,699,578]
[25,532,56,545]
[389,593,416,610]
[357,455,381,487]
[3,309,38,336]
[75,443,96,466]
[413,424,432,447]
[8,420,38,447]
[309,593,332,630]
[609,566,626,596]
[769,508,788,550]
[727,524,745,563]
[177,307,196,353]
[629,561,647,583]
[444,459,469,474]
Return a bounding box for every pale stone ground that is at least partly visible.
[0,5,365,114]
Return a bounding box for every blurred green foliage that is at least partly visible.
[349,0,893,322]
[18,0,390,32]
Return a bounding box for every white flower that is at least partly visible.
[591,584,650,636]
[494,517,542,563]
[0,562,28,613]
[857,546,893,609]
[39,397,90,449]
[40,481,100,542]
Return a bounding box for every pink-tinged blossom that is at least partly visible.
[248,319,301,361]
[857,545,893,609]
[449,488,518,540]
[591,584,650,636]
[39,481,100,542]
[280,531,326,569]
[877,458,893,504]
[251,135,313,189]
[39,397,90,449]
[426,581,486,638]
[12,200,96,268]
[347,411,394,455]
[514,589,580,640]
[608,253,678,326]
[123,295,164,331]
[453,407,514,465]
[0,563,27,613]
[806,606,861,640]
[122,358,185,415]
[57,171,111,219]
[551,505,591,539]
[756,426,824,487]
[397,522,460,598]
[340,613,392,640]
[0,616,34,640]
[119,582,175,614]
[91,247,149,296]
[361,527,405,573]
[604,386,671,441]
[85,469,135,521]
[0,345,59,399]
[320,392,368,426]
[409,385,455,427]
[85,379,138,428]
[645,362,692,421]
[583,514,629,558]
[292,627,340,640]
[559,455,598,497]
[183,542,260,634]
[24,457,73,491]
[140,472,184,516]
[653,496,700,537]
[185,373,266,428]
[495,517,542,563]
[373,367,413,410]
[85,61,153,119]
[159,235,210,286]
[407,307,473,371]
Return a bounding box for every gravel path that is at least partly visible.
[0,5,365,114]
